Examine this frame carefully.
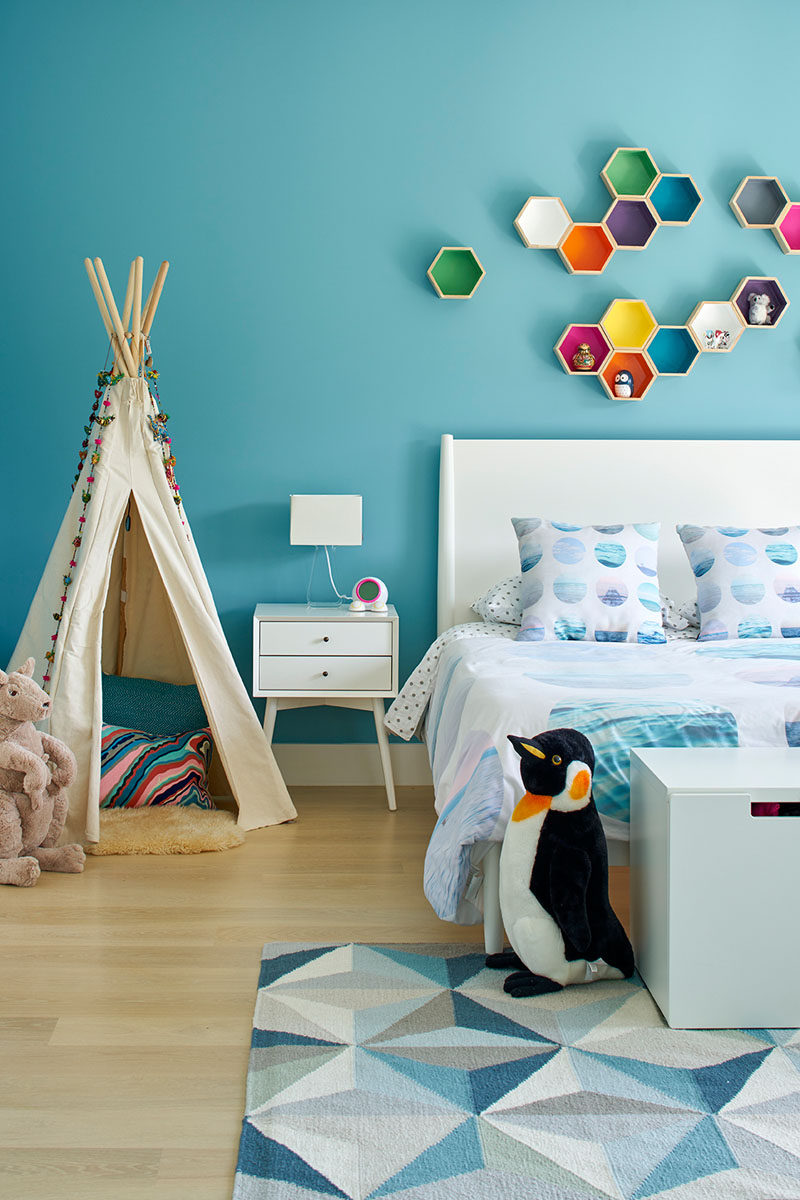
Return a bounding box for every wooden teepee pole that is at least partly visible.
[93,258,137,376]
[116,261,136,375]
[131,256,144,372]
[84,258,130,372]
[142,261,169,339]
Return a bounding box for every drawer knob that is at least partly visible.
[323,636,330,643]
[322,670,329,677]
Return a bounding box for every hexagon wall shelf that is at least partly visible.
[730,175,800,254]
[555,276,787,400]
[554,324,612,375]
[604,199,658,249]
[514,196,571,248]
[601,299,657,349]
[774,205,800,254]
[731,276,790,328]
[516,146,703,273]
[687,301,746,353]
[646,326,700,376]
[427,247,485,298]
[602,148,659,198]
[600,351,656,402]
[557,223,615,274]
[648,175,703,225]
[730,176,788,228]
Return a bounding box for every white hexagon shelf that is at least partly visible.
[687,301,746,352]
[514,196,571,248]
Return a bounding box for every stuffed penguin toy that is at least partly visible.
[487,728,634,997]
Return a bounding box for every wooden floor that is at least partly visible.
[0,786,630,1199]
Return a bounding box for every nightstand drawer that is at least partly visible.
[258,620,391,657]
[258,655,393,693]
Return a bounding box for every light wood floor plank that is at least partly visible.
[0,784,629,1199]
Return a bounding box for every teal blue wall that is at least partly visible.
[3,1,800,741]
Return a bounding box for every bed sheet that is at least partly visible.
[388,634,800,923]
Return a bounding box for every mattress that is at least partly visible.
[386,630,800,922]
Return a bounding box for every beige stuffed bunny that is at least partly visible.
[0,658,84,886]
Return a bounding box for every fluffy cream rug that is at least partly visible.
[85,806,245,855]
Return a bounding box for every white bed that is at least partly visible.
[399,435,800,954]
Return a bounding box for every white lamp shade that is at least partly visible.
[290,494,362,546]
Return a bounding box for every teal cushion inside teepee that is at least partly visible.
[102,673,208,737]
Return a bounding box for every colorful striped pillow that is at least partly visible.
[99,724,215,809]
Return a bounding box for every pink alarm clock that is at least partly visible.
[350,577,388,611]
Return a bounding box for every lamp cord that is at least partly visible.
[324,544,351,601]
[305,545,352,605]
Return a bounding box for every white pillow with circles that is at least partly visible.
[677,524,800,640]
[512,518,665,643]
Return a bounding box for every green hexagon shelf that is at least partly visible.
[517,146,702,273]
[602,148,659,198]
[427,247,485,298]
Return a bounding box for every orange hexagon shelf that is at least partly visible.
[600,351,657,401]
[557,224,615,274]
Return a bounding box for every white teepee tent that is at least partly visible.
[11,256,296,841]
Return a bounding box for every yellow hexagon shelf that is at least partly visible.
[600,299,658,349]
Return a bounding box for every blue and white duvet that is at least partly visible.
[387,631,800,922]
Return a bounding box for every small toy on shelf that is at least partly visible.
[747,292,775,326]
[572,343,596,371]
[614,369,634,398]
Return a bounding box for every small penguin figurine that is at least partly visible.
[613,369,634,398]
[487,728,634,997]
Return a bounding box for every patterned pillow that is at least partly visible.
[512,518,665,643]
[677,525,800,640]
[472,575,523,624]
[99,724,215,808]
[102,674,208,736]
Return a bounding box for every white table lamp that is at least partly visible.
[290,494,362,605]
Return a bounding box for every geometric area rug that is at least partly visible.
[234,943,800,1200]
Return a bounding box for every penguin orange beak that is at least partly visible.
[511,792,552,822]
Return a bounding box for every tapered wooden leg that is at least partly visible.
[482,842,505,955]
[263,698,278,744]
[372,698,397,811]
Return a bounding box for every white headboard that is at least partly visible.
[438,435,800,633]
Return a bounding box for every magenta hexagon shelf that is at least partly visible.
[774,205,800,254]
[554,324,612,375]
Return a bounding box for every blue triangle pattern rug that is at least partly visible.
[233,942,800,1199]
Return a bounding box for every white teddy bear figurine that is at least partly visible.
[747,292,775,326]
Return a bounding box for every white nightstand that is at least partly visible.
[252,603,399,810]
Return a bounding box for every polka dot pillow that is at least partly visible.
[677,525,800,640]
[512,518,665,643]
[472,575,523,625]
